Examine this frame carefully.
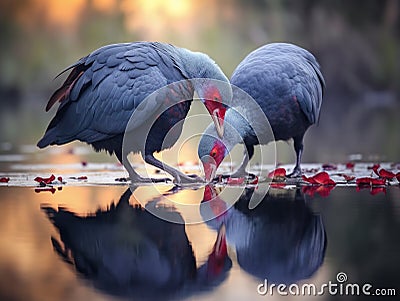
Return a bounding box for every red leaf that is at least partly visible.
[314,172,335,185]
[378,168,395,180]
[356,177,385,186]
[303,172,336,186]
[267,168,286,179]
[77,176,88,180]
[57,176,63,182]
[0,177,10,183]
[34,174,55,184]
[396,172,400,182]
[270,183,286,189]
[322,163,337,171]
[302,175,317,184]
[35,187,56,194]
[368,163,380,176]
[342,174,355,182]
[345,162,355,169]
[368,163,380,170]
[371,178,386,186]
[370,187,386,195]
[226,177,245,185]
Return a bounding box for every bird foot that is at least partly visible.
[173,174,205,186]
[287,168,302,178]
[212,172,256,183]
[115,176,172,183]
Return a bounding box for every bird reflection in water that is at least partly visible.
[201,186,327,284]
[42,188,231,299]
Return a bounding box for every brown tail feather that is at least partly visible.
[45,68,84,112]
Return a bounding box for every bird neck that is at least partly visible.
[223,107,252,148]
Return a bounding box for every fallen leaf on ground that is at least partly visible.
[267,168,286,179]
[378,168,396,180]
[34,174,56,184]
[322,163,337,171]
[0,177,10,183]
[302,172,336,185]
[342,174,355,182]
[356,177,386,186]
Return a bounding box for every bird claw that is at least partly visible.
[212,172,256,183]
[115,176,172,184]
[287,168,302,178]
[173,174,204,186]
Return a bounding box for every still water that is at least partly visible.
[0,183,399,301]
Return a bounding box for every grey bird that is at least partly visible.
[198,43,325,180]
[37,42,232,184]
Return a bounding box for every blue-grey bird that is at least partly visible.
[201,186,327,284]
[37,42,232,184]
[42,188,231,299]
[198,43,325,180]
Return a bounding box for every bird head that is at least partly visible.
[198,133,229,182]
[201,85,228,138]
[193,77,232,139]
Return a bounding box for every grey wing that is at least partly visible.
[43,43,171,144]
[290,58,324,125]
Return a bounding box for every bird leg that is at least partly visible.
[230,149,250,178]
[287,137,303,178]
[117,151,170,183]
[230,144,255,178]
[144,154,204,185]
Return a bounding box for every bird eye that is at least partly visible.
[213,96,219,102]
[211,150,216,157]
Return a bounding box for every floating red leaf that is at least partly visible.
[345,162,355,169]
[34,174,56,184]
[303,172,336,186]
[0,177,10,183]
[77,176,88,180]
[396,172,400,182]
[378,168,395,180]
[57,176,63,182]
[342,174,355,182]
[226,177,245,185]
[302,175,317,184]
[35,187,56,194]
[322,163,337,171]
[368,163,380,170]
[268,168,286,179]
[356,177,385,186]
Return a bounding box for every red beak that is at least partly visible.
[207,224,228,276]
[202,157,217,182]
[213,224,227,258]
[211,108,225,138]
